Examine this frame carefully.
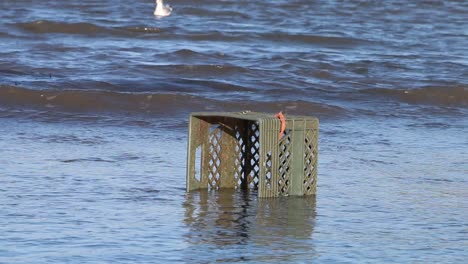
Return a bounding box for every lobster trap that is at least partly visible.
[186,111,319,198]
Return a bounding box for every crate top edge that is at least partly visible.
[190,111,318,122]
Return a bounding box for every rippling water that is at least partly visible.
[1,0,467,263]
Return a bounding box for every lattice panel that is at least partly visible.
[247,122,260,189]
[278,135,292,195]
[265,151,273,191]
[234,125,245,189]
[207,126,222,189]
[303,129,318,195]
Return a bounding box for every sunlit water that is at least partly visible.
[1,0,467,263]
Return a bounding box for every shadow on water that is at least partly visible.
[183,189,317,262]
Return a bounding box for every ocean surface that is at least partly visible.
[0,0,467,263]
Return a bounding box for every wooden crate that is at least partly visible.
[186,111,319,197]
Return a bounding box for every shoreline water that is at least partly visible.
[1,0,467,262]
[1,111,467,263]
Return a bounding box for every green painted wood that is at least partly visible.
[289,120,306,196]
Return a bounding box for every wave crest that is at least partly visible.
[0,85,344,117]
[362,86,467,106]
[16,20,109,35]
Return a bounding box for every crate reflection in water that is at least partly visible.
[183,189,317,261]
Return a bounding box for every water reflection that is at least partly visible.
[183,189,317,262]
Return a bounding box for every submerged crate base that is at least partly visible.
[186,111,319,198]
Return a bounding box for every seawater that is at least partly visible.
[0,0,467,263]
